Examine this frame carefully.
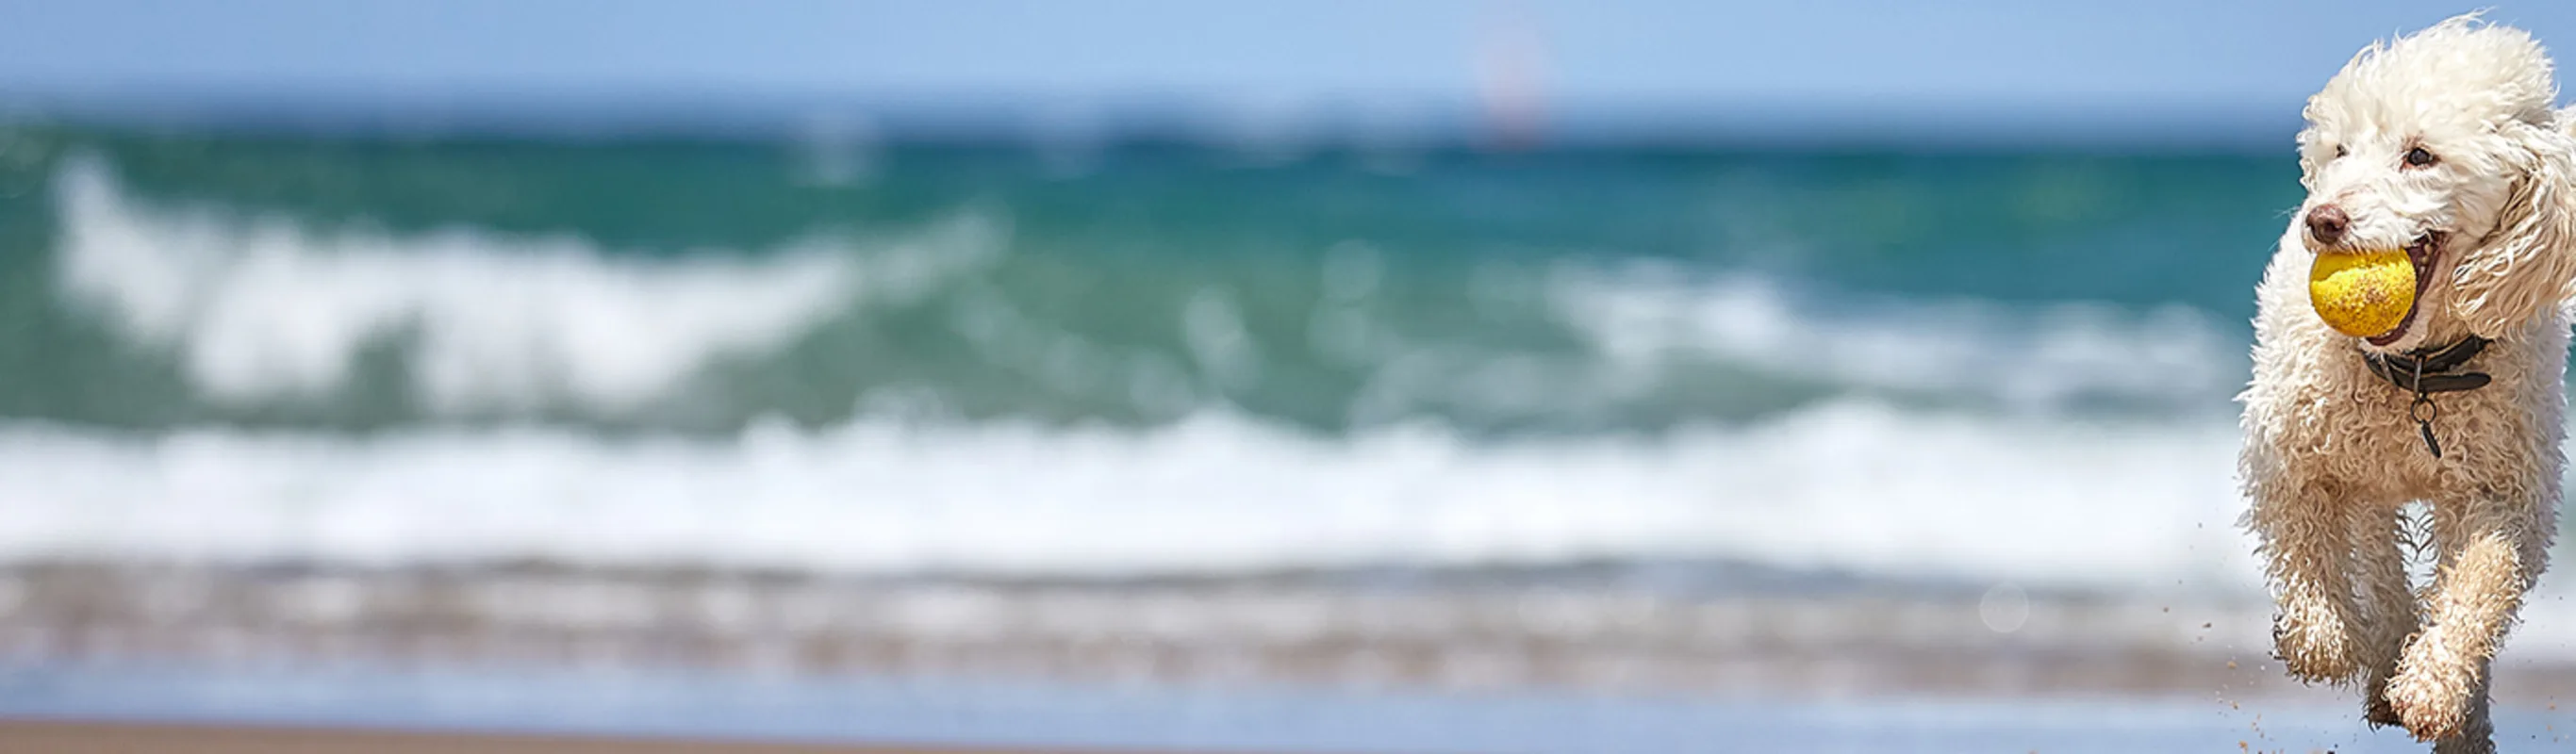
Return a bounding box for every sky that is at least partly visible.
[2,1,2571,144]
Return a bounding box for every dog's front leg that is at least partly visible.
[2247,479,2365,683]
[2385,490,2550,750]
[2353,504,2421,728]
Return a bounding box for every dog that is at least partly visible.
[2239,15,2576,752]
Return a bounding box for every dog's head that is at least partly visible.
[2295,14,2576,351]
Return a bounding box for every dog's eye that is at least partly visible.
[2405,146,2438,168]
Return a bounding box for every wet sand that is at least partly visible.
[6,560,2576,699]
[0,719,1105,754]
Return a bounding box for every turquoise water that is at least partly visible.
[0,126,2294,433]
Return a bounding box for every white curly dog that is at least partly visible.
[2240,15,2576,752]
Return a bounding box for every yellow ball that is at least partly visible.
[2308,250,2416,337]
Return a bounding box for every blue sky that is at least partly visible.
[2,1,2570,142]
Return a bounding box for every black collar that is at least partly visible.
[2364,336,2493,394]
[2363,335,2492,459]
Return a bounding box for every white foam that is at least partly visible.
[52,157,999,414]
[1549,262,2245,413]
[0,402,2259,593]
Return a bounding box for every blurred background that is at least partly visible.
[2,1,2575,751]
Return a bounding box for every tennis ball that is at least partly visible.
[2308,250,2416,337]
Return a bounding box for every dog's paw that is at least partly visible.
[2271,606,2358,682]
[2430,732,2497,754]
[2385,664,2471,742]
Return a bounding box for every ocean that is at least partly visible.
[4,122,2574,750]
[0,126,2287,584]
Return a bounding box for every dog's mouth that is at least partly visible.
[2363,231,2445,347]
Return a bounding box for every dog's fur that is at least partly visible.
[2240,15,2576,752]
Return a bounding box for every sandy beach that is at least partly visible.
[28,561,2555,752]
[0,561,2307,697]
[11,561,2576,700]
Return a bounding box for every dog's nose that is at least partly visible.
[2306,204,2350,245]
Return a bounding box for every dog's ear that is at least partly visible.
[2452,122,2576,336]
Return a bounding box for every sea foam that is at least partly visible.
[1548,261,2245,415]
[53,157,1000,414]
[0,402,2257,593]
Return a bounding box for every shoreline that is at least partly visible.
[8,561,2576,700]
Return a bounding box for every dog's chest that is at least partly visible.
[2296,354,2530,497]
